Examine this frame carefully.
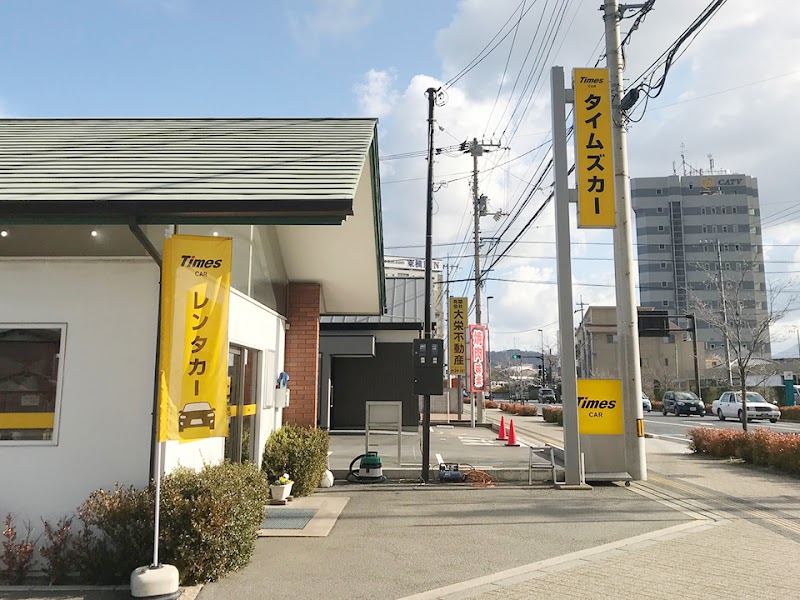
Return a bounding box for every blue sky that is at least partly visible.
[2,0,799,357]
[0,0,452,118]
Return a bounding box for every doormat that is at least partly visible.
[262,508,319,530]
[258,496,349,537]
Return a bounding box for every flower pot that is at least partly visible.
[270,482,293,501]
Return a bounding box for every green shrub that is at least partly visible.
[780,406,800,422]
[160,462,269,584]
[74,462,269,585]
[262,425,330,497]
[542,406,562,425]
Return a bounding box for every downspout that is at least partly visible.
[128,218,163,481]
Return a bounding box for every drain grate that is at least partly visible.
[262,507,318,530]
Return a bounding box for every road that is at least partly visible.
[643,410,800,443]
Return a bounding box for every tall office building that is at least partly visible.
[631,172,770,359]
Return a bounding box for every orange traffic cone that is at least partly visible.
[497,416,507,441]
[506,419,520,447]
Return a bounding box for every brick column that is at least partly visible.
[282,283,321,427]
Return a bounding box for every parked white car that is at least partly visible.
[712,391,780,423]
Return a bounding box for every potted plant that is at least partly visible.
[270,473,293,501]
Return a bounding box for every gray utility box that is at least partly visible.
[413,338,444,396]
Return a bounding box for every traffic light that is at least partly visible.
[512,353,519,359]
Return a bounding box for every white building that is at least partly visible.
[0,118,385,523]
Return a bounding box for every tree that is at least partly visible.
[689,253,797,431]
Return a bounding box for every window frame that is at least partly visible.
[0,323,67,446]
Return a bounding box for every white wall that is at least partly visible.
[0,258,159,521]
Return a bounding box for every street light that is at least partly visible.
[487,296,494,401]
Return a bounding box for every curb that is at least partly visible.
[645,432,692,444]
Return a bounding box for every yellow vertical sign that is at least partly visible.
[574,68,616,228]
[158,235,232,442]
[449,297,467,375]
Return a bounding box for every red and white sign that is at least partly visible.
[469,324,487,393]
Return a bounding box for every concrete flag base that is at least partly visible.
[131,564,180,600]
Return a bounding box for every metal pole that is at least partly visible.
[690,314,702,398]
[422,87,436,483]
[471,139,485,424]
[604,0,646,481]
[487,296,494,401]
[795,327,800,358]
[151,440,163,567]
[716,239,734,388]
[551,66,582,486]
[540,329,545,384]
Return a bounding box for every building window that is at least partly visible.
[689,184,694,190]
[660,262,667,268]
[701,207,706,215]
[0,326,66,444]
[711,207,717,215]
[656,189,663,195]
[702,226,708,233]
[658,225,665,231]
[721,207,726,214]
[704,263,710,270]
[702,245,708,252]
[661,281,668,287]
[712,225,718,233]
[749,208,756,216]
[750,226,757,234]
[606,334,617,343]
[722,226,728,233]
[657,206,664,213]
[735,244,741,251]
[659,244,666,250]
[662,300,669,307]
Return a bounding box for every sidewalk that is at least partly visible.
[407,410,800,599]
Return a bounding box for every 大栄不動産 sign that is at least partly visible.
[573,68,616,228]
[449,297,467,375]
[158,234,232,442]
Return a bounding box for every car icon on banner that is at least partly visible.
[179,401,216,432]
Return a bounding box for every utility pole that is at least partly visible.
[421,87,437,483]
[604,0,646,481]
[715,239,734,388]
[468,138,501,424]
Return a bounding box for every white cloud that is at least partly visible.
[354,69,399,118]
[361,0,800,353]
[287,0,380,50]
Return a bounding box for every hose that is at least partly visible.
[346,454,386,483]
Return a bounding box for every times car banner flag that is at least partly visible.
[469,324,487,393]
[449,297,468,375]
[158,235,232,442]
[573,68,616,228]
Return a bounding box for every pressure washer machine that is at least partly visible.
[347,451,386,483]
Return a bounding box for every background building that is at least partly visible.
[383,256,444,338]
[631,172,770,359]
[576,306,702,395]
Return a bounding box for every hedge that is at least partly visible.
[542,406,563,425]
[498,403,538,417]
[262,425,329,497]
[688,427,800,477]
[780,406,800,422]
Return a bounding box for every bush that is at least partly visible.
[516,405,538,417]
[704,404,713,415]
[74,462,269,585]
[651,401,663,412]
[262,425,329,497]
[542,406,562,425]
[780,406,800,422]
[483,400,499,409]
[160,463,269,584]
[688,427,800,477]
[2,515,36,585]
[40,517,76,585]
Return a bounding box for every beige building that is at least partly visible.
[576,306,702,394]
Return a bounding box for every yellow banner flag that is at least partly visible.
[158,235,232,442]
